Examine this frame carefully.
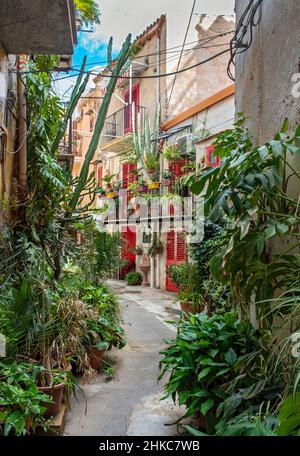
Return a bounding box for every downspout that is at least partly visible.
[157,33,162,289]
[17,65,27,195]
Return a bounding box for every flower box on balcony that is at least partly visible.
[148,182,160,190]
[106,191,117,199]
[137,185,148,193]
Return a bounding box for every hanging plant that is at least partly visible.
[148,234,164,256]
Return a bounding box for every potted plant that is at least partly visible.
[168,263,204,314]
[0,361,52,435]
[148,233,164,256]
[103,173,117,198]
[37,369,74,418]
[137,176,148,193]
[162,143,181,161]
[162,169,173,186]
[128,181,139,196]
[125,271,143,286]
[129,245,143,256]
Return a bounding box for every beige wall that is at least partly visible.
[167,15,234,119]
[235,0,300,145]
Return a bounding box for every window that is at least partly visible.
[206,145,221,167]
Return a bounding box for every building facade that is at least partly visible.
[0,0,77,222]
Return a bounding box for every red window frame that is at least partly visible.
[206,145,221,167]
[124,84,140,134]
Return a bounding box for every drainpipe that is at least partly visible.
[17,70,27,195]
[156,33,162,289]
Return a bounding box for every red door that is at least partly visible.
[120,229,136,279]
[124,84,140,134]
[166,231,187,292]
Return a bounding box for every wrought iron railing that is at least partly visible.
[101,104,146,146]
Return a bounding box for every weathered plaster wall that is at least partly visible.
[167,15,235,119]
[235,0,300,144]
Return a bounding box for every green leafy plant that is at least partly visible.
[125,271,143,286]
[0,362,51,436]
[147,233,164,256]
[159,312,282,435]
[190,117,300,326]
[133,105,160,178]
[168,263,203,310]
[162,143,181,161]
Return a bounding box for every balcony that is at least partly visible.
[101,104,146,153]
[0,0,77,55]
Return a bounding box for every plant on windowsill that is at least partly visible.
[147,233,164,256]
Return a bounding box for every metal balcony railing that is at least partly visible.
[101,104,146,146]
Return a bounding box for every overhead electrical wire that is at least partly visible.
[52,48,230,83]
[227,0,264,81]
[168,0,197,106]
[15,30,234,77]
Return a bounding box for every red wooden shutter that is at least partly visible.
[176,232,187,262]
[120,230,136,279]
[122,163,129,189]
[206,145,221,167]
[166,231,175,262]
[122,163,137,189]
[166,231,187,292]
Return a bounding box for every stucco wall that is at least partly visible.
[235,0,300,144]
[167,15,235,119]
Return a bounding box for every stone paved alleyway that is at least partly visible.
[64,281,185,436]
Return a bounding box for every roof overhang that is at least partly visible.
[162,84,235,131]
[0,0,77,55]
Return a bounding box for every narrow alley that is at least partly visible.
[64,282,184,436]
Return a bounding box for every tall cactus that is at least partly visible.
[51,57,90,156]
[69,34,132,211]
[132,104,160,178]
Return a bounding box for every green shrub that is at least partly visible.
[159,312,283,435]
[125,271,143,286]
[0,362,51,436]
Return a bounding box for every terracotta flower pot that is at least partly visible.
[180,301,201,315]
[38,383,65,418]
[88,347,106,370]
